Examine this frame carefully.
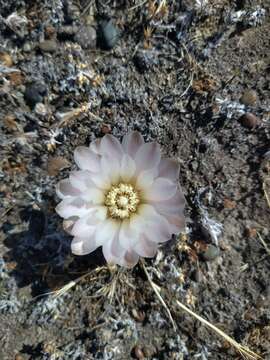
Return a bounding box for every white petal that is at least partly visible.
[135,142,161,173]
[71,235,98,255]
[101,225,125,264]
[134,236,158,257]
[122,131,144,158]
[120,154,136,182]
[100,134,123,161]
[95,219,119,246]
[80,187,104,204]
[71,207,107,237]
[89,138,101,154]
[158,158,179,182]
[56,198,90,219]
[144,178,177,201]
[135,204,171,243]
[101,155,120,184]
[123,251,139,268]
[151,189,185,216]
[56,179,81,199]
[74,146,100,172]
[119,219,139,250]
[90,172,111,190]
[136,167,158,190]
[165,214,186,234]
[69,170,91,191]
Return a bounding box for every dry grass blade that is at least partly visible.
[263,181,270,209]
[175,300,263,360]
[50,266,107,299]
[257,232,270,256]
[141,261,177,330]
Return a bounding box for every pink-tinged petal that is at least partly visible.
[144,178,177,201]
[89,138,101,154]
[101,155,120,184]
[135,204,171,243]
[71,235,98,255]
[56,198,90,219]
[151,189,185,216]
[69,170,92,191]
[95,219,119,247]
[56,179,81,199]
[122,131,144,157]
[119,219,139,250]
[100,134,124,161]
[135,142,161,173]
[120,154,136,182]
[136,168,158,190]
[101,226,125,265]
[134,236,158,257]
[158,158,179,182]
[165,214,186,234]
[71,207,107,237]
[123,250,139,268]
[74,146,100,172]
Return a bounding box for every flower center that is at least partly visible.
[105,183,140,219]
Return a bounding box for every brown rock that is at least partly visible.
[133,346,145,359]
[240,89,257,106]
[223,198,236,210]
[0,52,13,67]
[239,113,260,128]
[101,123,111,134]
[47,156,70,176]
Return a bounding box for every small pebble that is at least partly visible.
[24,83,47,108]
[202,245,220,261]
[240,89,257,106]
[133,346,145,359]
[101,123,111,134]
[44,25,56,39]
[0,52,13,67]
[23,42,32,52]
[39,39,58,53]
[98,20,119,50]
[34,102,47,116]
[223,198,236,210]
[133,50,155,73]
[245,227,257,238]
[239,112,260,128]
[74,26,97,49]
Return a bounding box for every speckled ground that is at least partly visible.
[0,1,270,359]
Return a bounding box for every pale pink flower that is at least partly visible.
[56,132,185,267]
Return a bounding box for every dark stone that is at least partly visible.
[133,50,156,73]
[24,83,47,108]
[98,20,119,50]
[74,26,97,49]
[239,113,261,128]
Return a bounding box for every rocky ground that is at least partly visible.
[0,0,270,359]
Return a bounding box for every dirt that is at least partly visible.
[0,1,270,359]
